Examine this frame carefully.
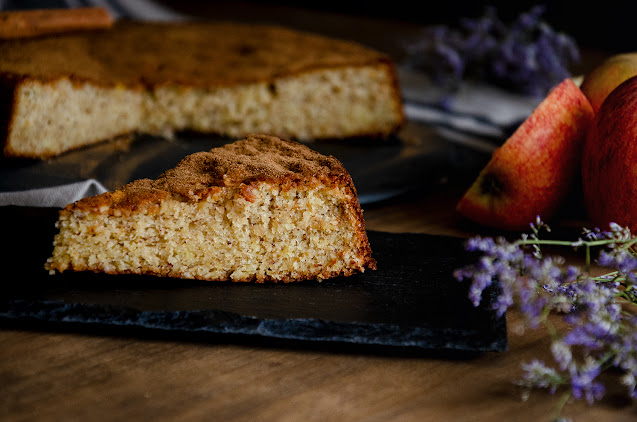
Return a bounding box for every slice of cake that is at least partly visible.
[1,20,404,159]
[44,134,376,282]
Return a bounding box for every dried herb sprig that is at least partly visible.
[454,217,637,420]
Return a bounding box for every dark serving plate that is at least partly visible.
[0,206,506,356]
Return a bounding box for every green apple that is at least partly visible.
[580,52,637,113]
[456,78,595,231]
[582,74,637,232]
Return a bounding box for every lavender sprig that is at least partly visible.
[405,6,580,97]
[454,217,637,419]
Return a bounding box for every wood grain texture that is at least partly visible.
[2,311,636,421]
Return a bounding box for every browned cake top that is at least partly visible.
[0,20,390,88]
[69,135,355,213]
[158,134,348,188]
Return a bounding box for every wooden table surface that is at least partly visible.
[2,3,635,421]
[3,186,636,422]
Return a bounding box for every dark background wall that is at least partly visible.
[266,1,628,52]
[2,0,630,56]
[169,0,629,54]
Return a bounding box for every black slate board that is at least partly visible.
[0,206,506,355]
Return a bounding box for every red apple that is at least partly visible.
[580,52,637,114]
[456,78,595,231]
[582,74,637,232]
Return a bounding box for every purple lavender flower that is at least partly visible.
[551,339,573,370]
[563,321,616,351]
[598,249,637,283]
[492,283,513,317]
[569,358,605,404]
[405,6,580,97]
[454,218,637,418]
[518,359,564,394]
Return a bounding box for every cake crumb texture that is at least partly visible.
[45,135,376,282]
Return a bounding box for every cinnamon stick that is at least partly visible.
[0,7,113,39]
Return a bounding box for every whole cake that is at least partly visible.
[44,134,376,282]
[0,19,404,159]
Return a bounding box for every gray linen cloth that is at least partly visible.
[0,179,108,208]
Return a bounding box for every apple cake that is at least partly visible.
[0,20,404,159]
[44,134,377,282]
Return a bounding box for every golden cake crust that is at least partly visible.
[69,134,358,214]
[0,20,393,88]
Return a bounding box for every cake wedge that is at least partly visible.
[44,134,376,282]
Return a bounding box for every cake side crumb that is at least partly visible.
[45,181,374,282]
